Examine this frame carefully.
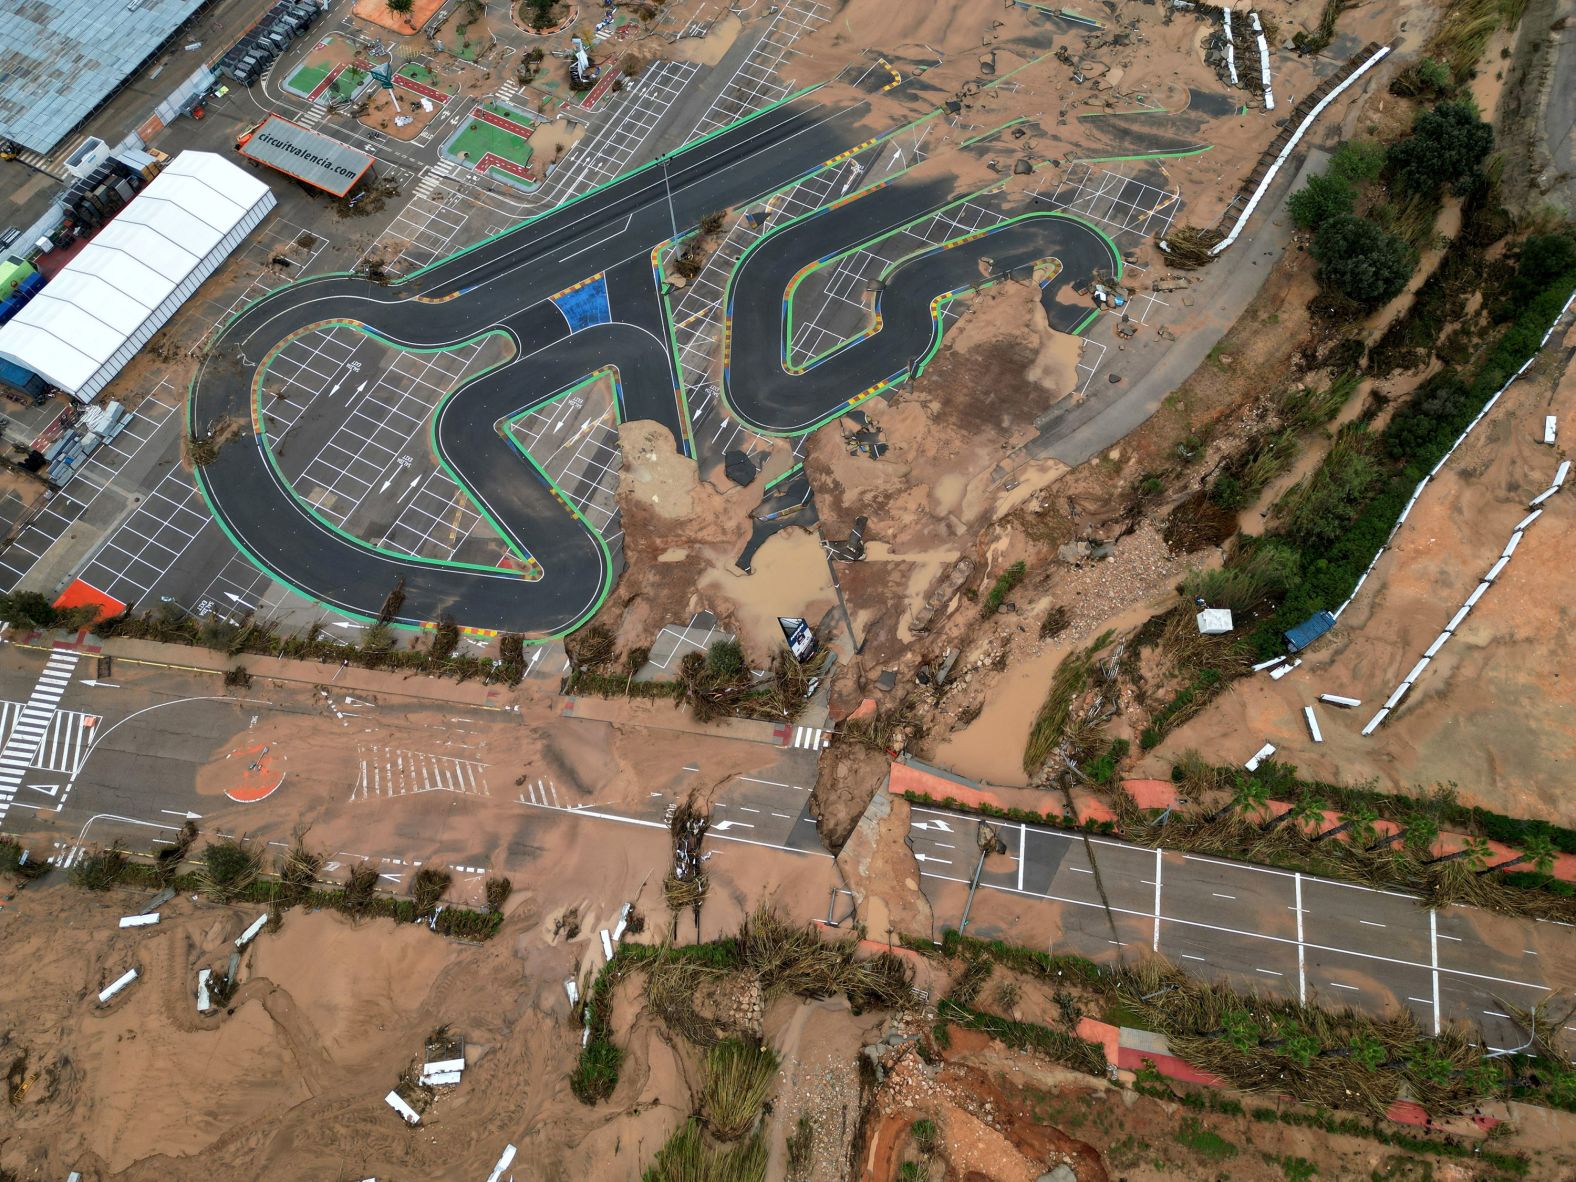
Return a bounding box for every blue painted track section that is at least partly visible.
[551,274,612,332]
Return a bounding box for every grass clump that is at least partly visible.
[570,1037,623,1105]
[1022,630,1113,774]
[1173,1116,1238,1161]
[642,1119,767,1182]
[981,560,1027,615]
[701,1039,779,1140]
[785,1114,814,1179]
[1039,605,1070,639]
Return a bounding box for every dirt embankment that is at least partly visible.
[1154,323,1576,822]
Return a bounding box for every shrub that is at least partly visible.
[1312,215,1415,304]
[1208,472,1247,510]
[1388,101,1494,197]
[70,844,128,890]
[1288,172,1355,230]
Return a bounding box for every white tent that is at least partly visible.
[0,152,275,402]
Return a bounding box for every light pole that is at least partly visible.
[660,154,677,240]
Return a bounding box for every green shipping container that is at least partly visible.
[0,257,36,297]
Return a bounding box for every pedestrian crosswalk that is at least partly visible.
[351,745,490,801]
[787,725,831,751]
[0,700,95,775]
[521,778,564,807]
[0,648,79,822]
[413,158,458,202]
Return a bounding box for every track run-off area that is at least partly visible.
[190,90,1118,636]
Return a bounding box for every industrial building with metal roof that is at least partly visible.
[0,0,208,155]
[0,151,275,402]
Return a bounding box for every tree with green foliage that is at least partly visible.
[1497,232,1576,313]
[0,590,98,632]
[1494,833,1556,878]
[1398,812,1441,860]
[1312,214,1414,305]
[1314,804,1378,847]
[1263,793,1325,835]
[1289,172,1356,230]
[1447,835,1494,871]
[386,0,414,13]
[1387,101,1493,196]
[1208,777,1268,823]
[0,590,62,629]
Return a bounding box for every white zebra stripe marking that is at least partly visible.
[0,649,81,821]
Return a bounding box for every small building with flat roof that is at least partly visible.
[237,114,374,198]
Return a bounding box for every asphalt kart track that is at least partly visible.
[191,92,1120,636]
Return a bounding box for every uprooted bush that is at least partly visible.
[410,866,452,919]
[70,844,129,891]
[195,838,263,902]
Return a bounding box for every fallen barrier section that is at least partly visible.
[1363,459,1569,735]
[1334,291,1576,626]
[1211,40,1391,254]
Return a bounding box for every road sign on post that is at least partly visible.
[778,617,817,662]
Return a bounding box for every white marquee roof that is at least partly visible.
[0,152,272,394]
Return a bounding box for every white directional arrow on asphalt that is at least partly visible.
[161,809,202,820]
[399,475,421,501]
[711,820,755,832]
[910,819,954,832]
[328,381,343,397]
[913,853,951,865]
[79,679,119,688]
